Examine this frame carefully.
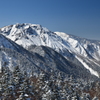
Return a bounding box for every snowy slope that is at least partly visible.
[75,56,99,78]
[0,39,96,79]
[55,32,100,61]
[0,23,100,78]
[0,34,94,79]
[0,34,19,49]
[0,48,37,74]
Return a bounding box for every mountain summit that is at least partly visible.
[0,23,100,78]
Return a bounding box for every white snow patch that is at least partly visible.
[0,60,1,73]
[55,32,69,39]
[55,32,87,57]
[24,94,29,97]
[76,56,99,78]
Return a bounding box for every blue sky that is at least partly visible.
[0,0,100,40]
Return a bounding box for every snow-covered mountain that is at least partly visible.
[0,23,100,78]
[55,32,100,61]
[0,34,93,79]
[1,23,100,60]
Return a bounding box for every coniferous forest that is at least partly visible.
[0,65,100,100]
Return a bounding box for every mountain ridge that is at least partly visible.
[0,23,100,78]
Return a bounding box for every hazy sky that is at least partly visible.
[0,0,100,40]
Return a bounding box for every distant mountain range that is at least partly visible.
[0,23,100,80]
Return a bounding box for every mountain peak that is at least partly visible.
[0,23,51,36]
[13,23,42,28]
